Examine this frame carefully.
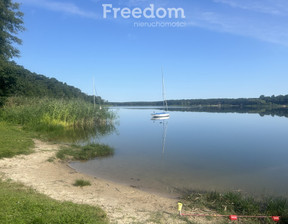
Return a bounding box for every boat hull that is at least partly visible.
[151,112,170,118]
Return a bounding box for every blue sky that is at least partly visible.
[15,0,288,102]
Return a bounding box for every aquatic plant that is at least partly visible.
[184,191,288,223]
[1,96,116,141]
[56,143,114,161]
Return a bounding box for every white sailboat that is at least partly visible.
[151,68,170,119]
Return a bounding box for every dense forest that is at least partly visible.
[0,1,105,107]
[0,61,104,106]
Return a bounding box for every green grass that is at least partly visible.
[1,97,116,142]
[73,179,91,187]
[0,179,108,224]
[184,191,288,223]
[56,143,114,161]
[0,99,112,223]
[0,122,34,159]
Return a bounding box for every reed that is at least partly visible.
[1,97,116,141]
[184,191,288,223]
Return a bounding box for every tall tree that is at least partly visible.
[0,0,25,61]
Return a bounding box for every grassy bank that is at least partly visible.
[0,97,116,142]
[183,191,288,223]
[0,97,115,223]
[0,122,34,159]
[0,121,112,223]
[0,179,108,224]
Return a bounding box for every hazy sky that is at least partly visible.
[16,0,288,102]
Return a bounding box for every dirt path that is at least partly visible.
[0,140,214,224]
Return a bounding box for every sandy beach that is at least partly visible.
[0,139,214,224]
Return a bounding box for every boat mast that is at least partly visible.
[93,77,102,110]
[161,67,168,111]
[93,77,96,109]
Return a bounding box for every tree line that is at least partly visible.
[0,1,104,107]
[0,61,104,106]
[1,1,287,110]
[110,95,288,107]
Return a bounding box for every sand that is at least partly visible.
[0,139,215,224]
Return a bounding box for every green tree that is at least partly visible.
[0,0,25,61]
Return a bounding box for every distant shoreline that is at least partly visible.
[108,104,288,118]
[108,94,288,108]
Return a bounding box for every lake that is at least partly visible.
[70,107,288,198]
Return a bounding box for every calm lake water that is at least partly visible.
[70,107,288,198]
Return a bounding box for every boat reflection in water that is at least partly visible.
[151,116,169,154]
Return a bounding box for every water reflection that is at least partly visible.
[70,108,288,198]
[167,106,288,119]
[49,119,117,143]
[151,117,169,154]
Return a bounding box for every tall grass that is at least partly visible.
[185,191,288,223]
[1,97,116,141]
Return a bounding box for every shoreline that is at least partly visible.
[0,139,285,223]
[68,163,181,200]
[0,139,206,224]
